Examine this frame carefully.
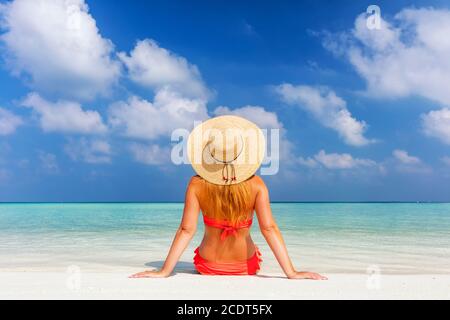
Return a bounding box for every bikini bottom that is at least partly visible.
[193,246,262,276]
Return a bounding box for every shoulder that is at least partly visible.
[249,175,268,193]
[187,175,203,191]
[184,176,203,201]
[189,175,203,184]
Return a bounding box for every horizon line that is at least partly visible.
[1,201,449,204]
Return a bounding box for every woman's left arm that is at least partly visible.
[130,178,200,278]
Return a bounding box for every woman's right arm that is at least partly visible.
[254,177,327,280]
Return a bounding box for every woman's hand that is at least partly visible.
[287,271,328,280]
[129,270,170,278]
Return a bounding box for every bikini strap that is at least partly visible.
[203,215,253,241]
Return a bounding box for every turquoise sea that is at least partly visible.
[0,203,449,274]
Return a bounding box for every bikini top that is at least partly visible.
[203,215,253,241]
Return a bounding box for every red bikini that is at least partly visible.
[193,215,262,276]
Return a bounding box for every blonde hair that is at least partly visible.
[198,177,253,226]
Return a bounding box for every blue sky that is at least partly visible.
[1,0,450,202]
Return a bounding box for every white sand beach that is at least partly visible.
[1,271,449,300]
[1,203,449,300]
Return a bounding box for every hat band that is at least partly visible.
[207,134,244,165]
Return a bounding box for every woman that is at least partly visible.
[131,116,327,280]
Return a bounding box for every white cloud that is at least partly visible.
[392,149,421,165]
[276,84,374,146]
[323,8,450,145]
[108,88,208,140]
[324,8,450,106]
[314,150,377,169]
[119,39,208,99]
[111,39,212,144]
[213,105,283,129]
[421,108,450,145]
[391,149,431,174]
[130,143,171,165]
[65,138,112,164]
[0,107,23,135]
[351,11,400,52]
[0,0,121,99]
[297,156,319,168]
[22,93,107,135]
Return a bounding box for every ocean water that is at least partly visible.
[0,203,449,274]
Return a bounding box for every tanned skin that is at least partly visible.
[131,176,327,280]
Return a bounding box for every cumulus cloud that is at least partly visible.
[421,108,450,145]
[213,105,283,129]
[111,39,213,161]
[0,0,121,99]
[297,150,378,170]
[0,107,23,135]
[115,39,211,141]
[297,156,319,168]
[314,150,377,169]
[22,93,107,135]
[324,8,450,105]
[108,88,208,140]
[392,149,421,165]
[65,138,112,164]
[119,39,208,99]
[322,8,450,145]
[130,143,171,165]
[276,84,374,146]
[391,149,430,174]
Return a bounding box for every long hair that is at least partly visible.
[198,177,253,226]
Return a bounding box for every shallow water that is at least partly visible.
[0,203,449,274]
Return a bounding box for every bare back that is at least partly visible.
[131,174,327,280]
[191,175,262,262]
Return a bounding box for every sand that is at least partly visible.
[1,271,449,300]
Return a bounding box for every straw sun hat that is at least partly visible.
[187,115,266,185]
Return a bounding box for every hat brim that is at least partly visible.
[187,115,266,185]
